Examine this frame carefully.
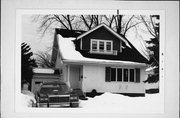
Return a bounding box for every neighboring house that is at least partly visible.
[31,68,62,93]
[51,23,149,95]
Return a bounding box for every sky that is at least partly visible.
[22,15,54,55]
[21,14,154,60]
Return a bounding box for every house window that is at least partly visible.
[117,68,122,81]
[105,67,140,83]
[130,69,135,82]
[106,42,112,52]
[91,39,113,54]
[110,68,116,81]
[135,68,140,83]
[99,41,105,52]
[123,69,128,82]
[92,41,98,51]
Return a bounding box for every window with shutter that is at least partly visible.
[123,69,128,82]
[117,68,122,81]
[105,67,111,82]
[135,68,140,83]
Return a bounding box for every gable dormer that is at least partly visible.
[90,39,114,55]
[75,23,128,55]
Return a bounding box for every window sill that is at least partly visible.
[106,81,141,83]
[90,50,117,55]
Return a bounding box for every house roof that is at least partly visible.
[56,34,146,67]
[53,25,149,64]
[55,29,85,38]
[76,23,129,46]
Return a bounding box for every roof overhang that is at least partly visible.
[62,59,147,67]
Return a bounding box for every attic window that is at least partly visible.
[90,39,113,54]
[92,41,98,51]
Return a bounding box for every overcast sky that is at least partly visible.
[22,15,54,54]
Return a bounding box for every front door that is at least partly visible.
[69,65,83,89]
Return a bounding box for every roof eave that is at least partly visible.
[62,59,147,67]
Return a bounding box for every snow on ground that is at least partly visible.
[146,82,159,89]
[20,86,163,113]
[79,92,163,113]
[20,92,163,113]
[20,93,36,108]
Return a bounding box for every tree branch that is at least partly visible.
[54,15,69,29]
[150,15,159,38]
[124,15,134,32]
[123,22,143,35]
[81,15,91,30]
[141,15,156,37]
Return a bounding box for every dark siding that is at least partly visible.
[81,27,121,51]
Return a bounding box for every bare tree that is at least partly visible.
[141,15,160,83]
[141,15,159,40]
[35,51,55,68]
[103,15,115,28]
[80,15,94,30]
[34,13,144,39]
[34,14,78,36]
[102,12,143,37]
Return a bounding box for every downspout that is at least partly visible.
[66,65,70,88]
[82,65,86,97]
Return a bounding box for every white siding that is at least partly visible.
[82,65,147,93]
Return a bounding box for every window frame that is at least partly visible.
[106,67,140,83]
[91,40,98,51]
[90,39,113,54]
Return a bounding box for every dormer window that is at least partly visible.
[92,40,98,51]
[90,39,113,54]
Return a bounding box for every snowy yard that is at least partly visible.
[78,92,163,113]
[21,92,163,113]
[20,82,163,113]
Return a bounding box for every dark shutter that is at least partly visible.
[105,67,111,82]
[135,68,140,83]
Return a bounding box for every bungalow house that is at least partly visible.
[51,23,149,96]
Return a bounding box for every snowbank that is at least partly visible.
[145,66,158,72]
[19,92,163,113]
[146,82,159,89]
[21,93,36,108]
[57,35,146,66]
[79,92,163,113]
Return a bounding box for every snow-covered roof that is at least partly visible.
[57,34,146,66]
[33,68,55,74]
[145,66,158,72]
